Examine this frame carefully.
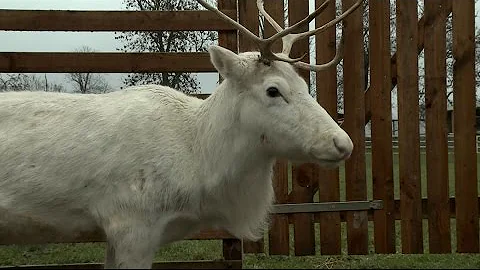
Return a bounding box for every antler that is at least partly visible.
[197,0,363,71]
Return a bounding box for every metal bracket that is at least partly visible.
[271,200,384,214]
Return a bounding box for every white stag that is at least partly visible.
[0,0,361,268]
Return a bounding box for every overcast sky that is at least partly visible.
[0,0,219,93]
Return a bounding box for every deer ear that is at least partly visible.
[208,45,241,79]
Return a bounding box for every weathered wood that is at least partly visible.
[268,160,290,255]
[396,0,424,254]
[236,0,262,255]
[369,0,395,254]
[0,10,237,31]
[0,52,215,73]
[362,2,453,126]
[452,0,480,253]
[0,260,243,269]
[273,201,383,214]
[309,197,480,223]
[424,0,452,254]
[315,0,342,256]
[0,209,235,245]
[342,0,368,255]
[222,239,243,269]
[238,0,259,52]
[289,0,315,256]
[264,0,290,257]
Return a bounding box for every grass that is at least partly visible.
[2,240,480,268]
[1,151,479,268]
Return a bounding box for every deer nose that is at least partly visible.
[333,133,353,160]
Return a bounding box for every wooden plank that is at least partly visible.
[0,52,215,73]
[236,0,262,255]
[396,0,424,254]
[0,260,243,269]
[238,0,259,52]
[272,201,383,214]
[289,0,315,256]
[424,0,452,254]
[311,197,480,223]
[362,2,453,126]
[368,0,395,254]
[315,0,342,256]
[218,0,238,53]
[263,0,290,257]
[452,0,480,253]
[342,0,368,255]
[291,163,316,256]
[223,239,243,269]
[0,209,236,245]
[0,10,237,31]
[268,159,290,255]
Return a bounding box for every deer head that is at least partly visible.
[199,0,361,168]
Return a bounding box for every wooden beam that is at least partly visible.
[0,52,215,73]
[0,10,237,31]
[452,0,480,253]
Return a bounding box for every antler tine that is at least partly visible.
[196,0,263,46]
[282,0,363,70]
[256,0,284,33]
[264,0,332,48]
[294,0,363,42]
[293,30,345,71]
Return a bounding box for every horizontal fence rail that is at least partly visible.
[0,52,216,73]
[0,9,237,31]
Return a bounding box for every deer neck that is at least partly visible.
[193,82,273,189]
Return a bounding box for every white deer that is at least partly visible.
[0,0,361,268]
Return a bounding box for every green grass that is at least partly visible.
[1,151,480,268]
[2,241,480,268]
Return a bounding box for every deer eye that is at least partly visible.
[266,87,280,98]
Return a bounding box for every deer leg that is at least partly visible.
[103,220,159,269]
[104,241,116,269]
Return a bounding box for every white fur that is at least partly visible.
[0,45,353,268]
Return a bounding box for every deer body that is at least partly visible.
[0,0,363,267]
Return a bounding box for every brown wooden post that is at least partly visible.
[288,0,316,256]
[315,0,342,256]
[369,0,395,254]
[396,0,424,254]
[237,0,264,254]
[424,0,452,254]
[262,0,291,256]
[342,0,368,255]
[452,0,480,254]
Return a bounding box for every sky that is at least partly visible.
[0,0,219,93]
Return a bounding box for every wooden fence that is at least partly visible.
[0,0,479,267]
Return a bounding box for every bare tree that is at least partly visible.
[0,73,65,92]
[66,46,112,94]
[115,0,217,94]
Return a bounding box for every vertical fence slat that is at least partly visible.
[237,0,263,254]
[396,0,424,254]
[218,0,245,258]
[218,0,237,53]
[289,0,315,256]
[369,0,395,254]
[238,0,258,52]
[269,160,290,255]
[424,0,452,254]
[264,0,290,256]
[342,0,368,255]
[315,0,341,256]
[452,0,480,254]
